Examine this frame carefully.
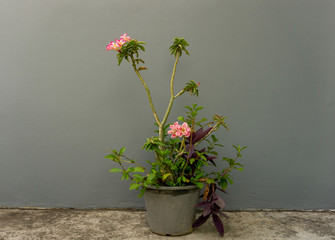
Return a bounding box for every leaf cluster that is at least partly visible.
[193,183,229,236]
[192,144,246,236]
[116,39,146,66]
[183,80,199,96]
[169,37,190,57]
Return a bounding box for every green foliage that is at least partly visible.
[109,168,122,173]
[129,183,141,190]
[116,39,146,66]
[183,80,199,96]
[182,103,207,128]
[142,137,164,152]
[106,105,246,197]
[169,37,190,57]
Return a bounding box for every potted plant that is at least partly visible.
[105,33,246,237]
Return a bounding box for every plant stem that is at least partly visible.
[118,161,134,180]
[120,155,150,174]
[180,120,194,178]
[159,51,180,144]
[174,89,185,99]
[130,55,161,127]
[221,154,240,178]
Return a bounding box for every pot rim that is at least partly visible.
[146,184,199,191]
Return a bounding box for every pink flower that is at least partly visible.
[167,122,180,138]
[179,122,191,138]
[167,122,191,138]
[106,41,121,51]
[120,33,131,42]
[106,33,131,52]
[116,39,126,46]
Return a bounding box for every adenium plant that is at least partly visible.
[105,33,246,237]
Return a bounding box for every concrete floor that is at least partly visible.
[0,209,334,240]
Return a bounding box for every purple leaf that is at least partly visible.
[216,186,228,194]
[196,201,212,208]
[207,156,218,161]
[213,193,226,209]
[212,213,224,236]
[203,205,212,216]
[185,145,195,159]
[196,201,214,216]
[207,156,218,166]
[208,159,216,166]
[218,211,230,219]
[198,148,206,153]
[192,214,210,228]
[212,204,220,212]
[192,127,213,144]
[190,127,203,142]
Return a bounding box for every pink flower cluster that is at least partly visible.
[106,33,131,52]
[167,122,191,138]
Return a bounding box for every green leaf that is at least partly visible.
[122,172,129,180]
[177,116,185,121]
[185,106,193,111]
[138,67,147,71]
[162,173,172,181]
[227,177,234,185]
[133,167,145,172]
[105,154,118,160]
[109,168,122,172]
[211,135,218,143]
[196,172,203,179]
[233,145,240,152]
[182,176,189,183]
[206,178,215,184]
[147,173,155,183]
[211,151,218,156]
[138,45,146,51]
[137,188,146,198]
[236,163,245,167]
[220,180,228,190]
[129,183,141,190]
[119,147,126,155]
[194,182,203,189]
[237,168,244,171]
[133,174,144,182]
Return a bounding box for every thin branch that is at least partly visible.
[161,51,180,128]
[120,155,150,174]
[174,89,185,99]
[130,55,161,127]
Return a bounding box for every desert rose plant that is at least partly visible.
[105,33,246,237]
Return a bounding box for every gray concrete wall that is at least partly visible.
[0,0,334,210]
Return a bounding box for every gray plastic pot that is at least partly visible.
[144,185,200,236]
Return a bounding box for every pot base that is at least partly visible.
[150,228,194,236]
[144,185,200,236]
